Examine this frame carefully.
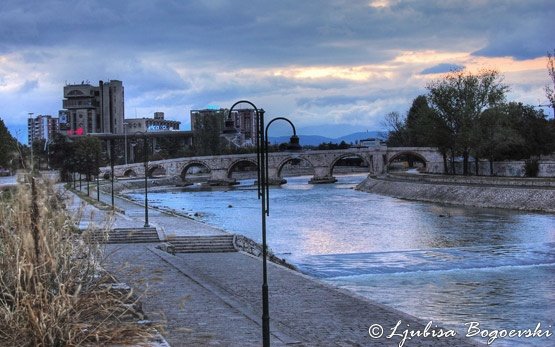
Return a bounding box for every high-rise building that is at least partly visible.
[230,108,257,146]
[27,114,59,146]
[190,108,258,151]
[61,80,124,135]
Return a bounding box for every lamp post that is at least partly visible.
[124,122,129,165]
[96,151,100,201]
[133,131,150,228]
[227,100,301,347]
[28,112,34,172]
[109,140,115,208]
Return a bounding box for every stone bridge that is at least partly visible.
[101,147,443,185]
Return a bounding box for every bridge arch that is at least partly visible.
[227,158,258,179]
[180,161,211,182]
[147,165,166,178]
[276,156,315,179]
[123,168,137,177]
[329,153,372,176]
[387,151,428,171]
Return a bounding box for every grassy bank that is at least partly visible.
[0,177,160,346]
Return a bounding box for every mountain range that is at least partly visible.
[269,131,386,146]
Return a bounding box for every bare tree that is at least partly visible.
[545,49,555,115]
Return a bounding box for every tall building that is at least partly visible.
[230,108,257,146]
[62,80,124,135]
[27,114,59,146]
[190,108,258,151]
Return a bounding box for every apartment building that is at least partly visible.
[27,114,59,146]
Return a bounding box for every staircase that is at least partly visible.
[85,227,160,244]
[165,235,236,253]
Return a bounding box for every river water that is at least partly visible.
[128,174,555,346]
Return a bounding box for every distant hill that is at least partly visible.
[269,131,386,146]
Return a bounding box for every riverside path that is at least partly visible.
[64,184,482,347]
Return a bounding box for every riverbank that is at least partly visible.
[67,182,482,346]
[356,173,555,213]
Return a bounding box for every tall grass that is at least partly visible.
[0,176,159,346]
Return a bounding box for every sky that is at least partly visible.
[0,0,553,142]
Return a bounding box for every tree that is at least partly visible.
[472,106,524,175]
[0,118,21,171]
[504,102,554,159]
[73,137,102,180]
[192,110,225,156]
[405,95,433,146]
[384,112,409,146]
[427,69,508,175]
[546,49,555,115]
[49,133,77,181]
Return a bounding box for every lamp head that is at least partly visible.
[287,135,302,151]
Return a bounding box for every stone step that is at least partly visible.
[165,235,236,253]
[84,227,160,244]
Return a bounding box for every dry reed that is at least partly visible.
[0,177,160,346]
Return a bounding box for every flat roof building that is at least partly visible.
[62,80,124,135]
[27,114,59,146]
[124,112,180,134]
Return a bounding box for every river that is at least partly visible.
[128,174,555,346]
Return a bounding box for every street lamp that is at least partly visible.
[108,139,115,209]
[227,100,301,347]
[263,117,301,213]
[133,131,150,228]
[124,121,129,165]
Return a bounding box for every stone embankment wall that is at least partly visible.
[425,160,555,177]
[356,174,555,213]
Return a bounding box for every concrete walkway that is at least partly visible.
[65,183,481,347]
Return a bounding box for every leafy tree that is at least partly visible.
[471,106,524,175]
[0,118,20,171]
[504,102,554,159]
[414,109,454,173]
[49,133,76,181]
[192,110,225,156]
[405,95,433,146]
[73,137,102,180]
[427,69,508,175]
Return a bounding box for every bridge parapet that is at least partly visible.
[100,147,443,184]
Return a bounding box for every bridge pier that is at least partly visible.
[208,168,238,186]
[267,168,287,185]
[309,166,337,184]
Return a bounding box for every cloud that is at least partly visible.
[0,0,552,137]
[420,64,465,75]
[17,80,39,93]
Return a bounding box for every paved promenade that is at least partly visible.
[65,183,481,347]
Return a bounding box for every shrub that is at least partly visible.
[524,159,540,177]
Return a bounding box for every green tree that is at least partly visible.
[427,69,508,175]
[192,110,225,156]
[504,102,554,159]
[73,137,102,180]
[414,109,454,173]
[472,106,524,175]
[0,118,21,171]
[406,95,433,146]
[49,133,76,181]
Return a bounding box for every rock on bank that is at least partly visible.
[357,175,555,213]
